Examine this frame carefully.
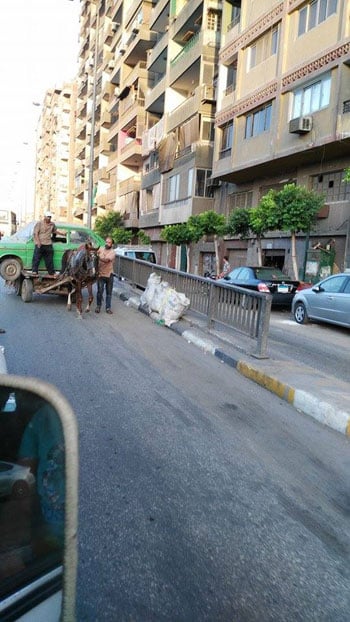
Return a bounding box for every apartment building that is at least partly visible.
[107,1,156,229]
[74,0,116,223]
[141,0,224,267]
[69,0,349,274]
[34,84,77,222]
[213,0,350,275]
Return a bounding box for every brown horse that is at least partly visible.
[61,243,99,317]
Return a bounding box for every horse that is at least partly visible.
[61,243,99,317]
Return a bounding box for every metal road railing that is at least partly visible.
[114,256,272,358]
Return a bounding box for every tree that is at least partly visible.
[137,230,151,245]
[94,211,124,238]
[189,211,226,276]
[111,227,133,245]
[227,208,250,240]
[343,168,350,182]
[249,190,279,266]
[227,195,277,266]
[275,184,324,279]
[161,222,201,271]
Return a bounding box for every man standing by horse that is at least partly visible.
[95,236,115,314]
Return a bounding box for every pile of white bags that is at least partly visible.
[140,273,190,326]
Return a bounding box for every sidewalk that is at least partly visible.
[113,279,350,438]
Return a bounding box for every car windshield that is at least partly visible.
[255,268,290,280]
[4,222,35,242]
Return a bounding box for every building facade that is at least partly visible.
[34,0,350,276]
[213,0,350,276]
[34,84,77,222]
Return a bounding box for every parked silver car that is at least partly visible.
[292,272,350,328]
[0,460,36,498]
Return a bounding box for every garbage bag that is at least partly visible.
[140,273,161,310]
[158,288,190,326]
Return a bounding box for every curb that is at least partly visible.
[114,284,350,437]
[172,324,350,437]
[0,346,7,374]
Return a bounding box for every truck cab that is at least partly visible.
[115,246,156,264]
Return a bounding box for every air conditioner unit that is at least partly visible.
[119,45,126,55]
[108,60,115,70]
[289,116,312,134]
[111,22,120,33]
[207,178,221,187]
[132,21,140,34]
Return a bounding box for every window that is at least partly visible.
[298,0,338,35]
[69,230,90,244]
[292,73,331,117]
[195,169,212,197]
[225,63,237,95]
[320,275,348,293]
[311,170,350,202]
[188,168,194,196]
[227,191,253,210]
[219,122,233,158]
[245,103,272,138]
[168,174,180,202]
[249,25,280,69]
[201,120,214,141]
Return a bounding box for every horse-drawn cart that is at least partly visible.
[15,271,74,303]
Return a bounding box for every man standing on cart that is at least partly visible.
[32,212,57,276]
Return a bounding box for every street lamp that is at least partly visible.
[86,4,100,229]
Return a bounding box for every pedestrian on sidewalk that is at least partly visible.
[95,237,115,314]
[31,212,58,276]
[218,256,231,278]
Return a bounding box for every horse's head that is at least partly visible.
[85,245,99,278]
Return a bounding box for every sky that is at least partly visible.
[0,0,81,223]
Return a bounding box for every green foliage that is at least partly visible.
[343,168,350,182]
[161,222,200,246]
[248,206,267,237]
[226,208,250,239]
[111,227,133,244]
[257,189,280,230]
[189,210,226,237]
[275,184,324,233]
[94,211,124,238]
[137,230,151,245]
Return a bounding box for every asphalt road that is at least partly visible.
[268,309,349,383]
[1,284,350,621]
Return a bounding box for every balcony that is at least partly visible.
[119,176,141,195]
[166,84,216,132]
[119,139,142,166]
[142,117,165,156]
[147,32,168,70]
[170,0,202,37]
[170,30,219,83]
[150,0,169,31]
[101,111,112,128]
[144,74,166,112]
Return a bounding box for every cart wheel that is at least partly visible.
[21,278,34,303]
[14,277,23,296]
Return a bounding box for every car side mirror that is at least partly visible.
[0,374,78,621]
[312,285,322,293]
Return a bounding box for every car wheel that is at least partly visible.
[12,480,29,499]
[294,301,309,324]
[21,278,34,303]
[0,257,22,281]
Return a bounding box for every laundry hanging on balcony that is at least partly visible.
[157,131,177,173]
